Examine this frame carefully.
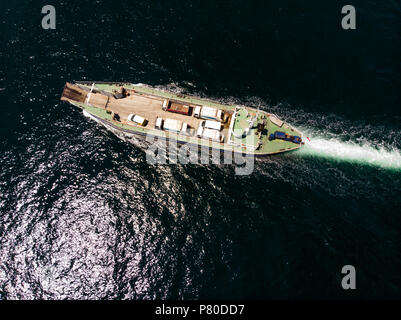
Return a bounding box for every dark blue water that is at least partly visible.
[1,0,401,299]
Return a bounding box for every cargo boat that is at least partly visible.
[61,82,304,156]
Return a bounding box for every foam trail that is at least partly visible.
[297,136,401,169]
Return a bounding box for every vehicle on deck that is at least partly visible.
[128,113,147,126]
[196,126,224,142]
[162,99,190,116]
[199,120,222,131]
[194,106,224,122]
[155,117,191,135]
[269,131,302,144]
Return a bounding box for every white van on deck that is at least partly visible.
[155,117,191,135]
[196,126,224,142]
[200,120,222,131]
[193,106,224,122]
[128,114,147,126]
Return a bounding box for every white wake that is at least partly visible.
[298,136,401,169]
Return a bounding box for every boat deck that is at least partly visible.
[61,83,232,141]
[101,92,202,128]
